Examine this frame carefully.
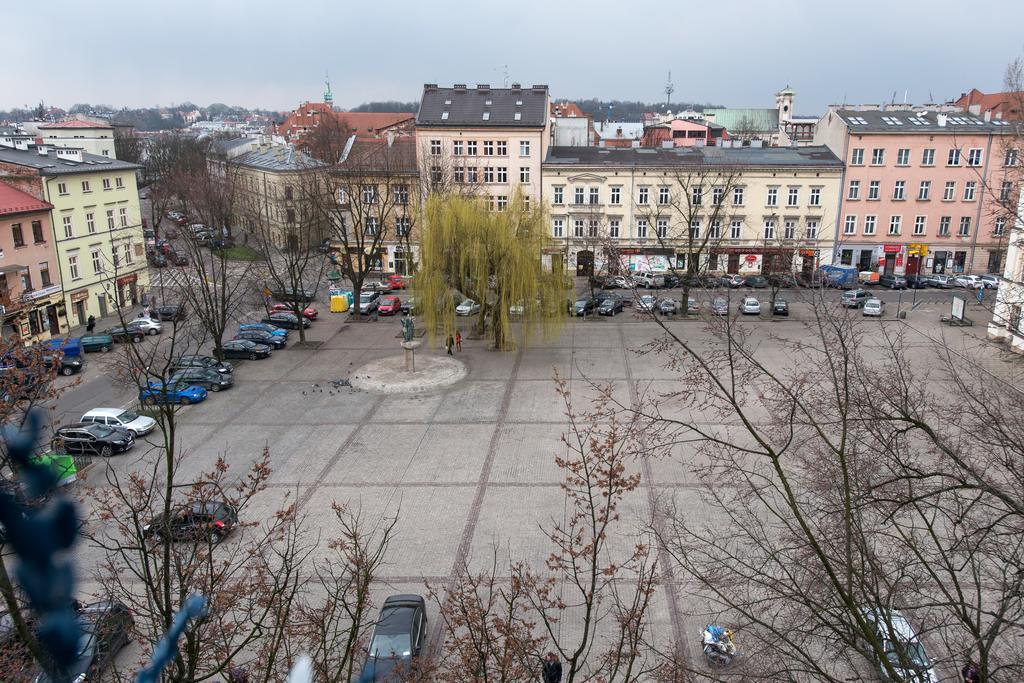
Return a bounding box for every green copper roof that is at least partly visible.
[704,108,779,134]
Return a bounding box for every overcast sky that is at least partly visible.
[4,0,1022,115]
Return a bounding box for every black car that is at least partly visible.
[219,340,272,360]
[400,297,419,315]
[7,351,82,377]
[33,600,135,683]
[271,287,317,304]
[52,423,134,457]
[173,354,233,375]
[143,501,238,544]
[573,298,598,316]
[147,252,167,267]
[598,297,624,316]
[362,595,427,681]
[102,326,145,344]
[772,298,789,316]
[262,312,311,330]
[167,250,188,266]
[744,275,768,289]
[768,274,798,288]
[878,274,908,289]
[170,368,234,392]
[663,274,681,289]
[905,275,930,289]
[234,329,286,349]
[155,305,186,321]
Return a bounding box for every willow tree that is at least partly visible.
[417,193,568,350]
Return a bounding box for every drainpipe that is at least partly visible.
[968,132,994,274]
[831,131,850,270]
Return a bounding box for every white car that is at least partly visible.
[863,298,885,317]
[80,407,157,436]
[739,297,761,315]
[979,274,1001,289]
[953,275,983,289]
[128,318,162,336]
[636,295,657,313]
[860,608,938,683]
[456,299,481,316]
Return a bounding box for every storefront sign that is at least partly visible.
[907,244,928,257]
[116,274,138,286]
[71,290,89,303]
[738,254,762,274]
[883,244,902,254]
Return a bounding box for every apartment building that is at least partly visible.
[541,145,843,276]
[814,107,1017,275]
[0,140,147,326]
[415,83,551,208]
[30,120,116,158]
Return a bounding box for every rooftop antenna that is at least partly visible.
[665,70,675,108]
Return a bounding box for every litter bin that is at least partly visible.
[344,291,354,306]
[331,296,349,313]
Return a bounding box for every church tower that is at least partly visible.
[324,72,334,108]
[775,86,794,124]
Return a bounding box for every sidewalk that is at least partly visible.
[64,303,151,338]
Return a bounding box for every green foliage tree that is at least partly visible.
[417,194,569,350]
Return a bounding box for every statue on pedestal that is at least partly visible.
[401,316,415,343]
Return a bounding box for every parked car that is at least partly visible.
[633,272,665,288]
[686,297,700,314]
[386,274,407,289]
[80,334,115,353]
[954,274,984,289]
[33,600,135,683]
[574,298,598,316]
[128,318,163,336]
[378,295,402,316]
[636,295,657,313]
[878,274,908,290]
[80,407,157,436]
[609,275,630,289]
[102,326,145,344]
[721,274,746,288]
[860,608,938,683]
[262,312,311,330]
[863,298,886,317]
[359,291,382,314]
[155,305,186,321]
[52,423,134,457]
[271,287,317,304]
[148,251,167,268]
[362,595,427,682]
[768,273,798,288]
[929,274,955,288]
[841,289,871,308]
[239,322,288,337]
[219,339,272,360]
[52,354,83,376]
[598,297,624,316]
[172,355,233,378]
[772,298,789,316]
[235,329,287,349]
[663,273,681,289]
[456,299,481,316]
[143,501,238,544]
[401,297,419,316]
[7,351,82,377]
[167,250,188,266]
[269,303,318,320]
[139,380,208,406]
[979,274,1001,289]
[170,368,234,392]
[710,297,729,316]
[362,281,393,295]
[658,298,679,315]
[739,297,761,315]
[905,275,930,289]
[744,275,768,289]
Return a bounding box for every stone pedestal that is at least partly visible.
[401,340,422,372]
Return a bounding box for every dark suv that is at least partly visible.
[170,368,234,392]
[102,325,145,343]
[173,355,233,375]
[52,423,135,457]
[878,274,908,289]
[143,501,239,544]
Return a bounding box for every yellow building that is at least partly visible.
[0,140,149,326]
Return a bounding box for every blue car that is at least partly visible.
[139,381,208,406]
[238,322,288,337]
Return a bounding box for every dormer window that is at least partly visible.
[516,100,522,105]
[485,100,492,106]
[482,112,490,121]
[444,99,451,105]
[441,112,449,120]
[514,112,522,121]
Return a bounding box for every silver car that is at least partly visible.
[455,299,481,316]
[636,295,657,313]
[863,298,885,317]
[128,318,163,336]
[739,297,761,315]
[710,297,729,316]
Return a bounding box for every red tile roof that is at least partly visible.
[953,88,1024,121]
[278,102,414,141]
[0,181,52,216]
[551,101,589,119]
[38,120,112,129]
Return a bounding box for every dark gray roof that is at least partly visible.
[210,137,255,155]
[417,84,548,127]
[0,145,141,175]
[229,145,325,171]
[831,108,1015,133]
[545,145,843,169]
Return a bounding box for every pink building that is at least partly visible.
[815,108,1017,275]
[641,118,727,147]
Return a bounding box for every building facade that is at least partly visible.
[0,181,68,345]
[542,145,843,277]
[415,83,551,208]
[34,120,116,158]
[0,140,148,326]
[988,192,1024,352]
[815,107,1017,275]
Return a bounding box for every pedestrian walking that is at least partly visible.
[86,315,96,333]
[446,334,454,356]
[542,652,562,683]
[961,661,980,683]
[455,330,462,351]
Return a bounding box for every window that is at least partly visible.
[32,220,44,243]
[709,220,722,239]
[430,140,441,155]
[362,185,377,204]
[68,254,80,280]
[787,187,799,207]
[692,186,703,205]
[519,140,530,156]
[922,148,935,166]
[963,181,976,201]
[805,220,819,239]
[283,185,293,200]
[37,264,50,289]
[914,216,926,235]
[848,180,861,200]
[783,219,796,239]
[466,167,477,183]
[396,218,411,236]
[888,215,901,235]
[864,215,877,235]
[453,141,463,156]
[896,148,910,166]
[659,187,671,205]
[574,187,585,204]
[712,187,724,205]
[871,148,885,165]
[81,180,91,193]
[553,187,564,205]
[62,215,73,238]
[868,181,880,200]
[730,220,742,240]
[57,182,68,196]
[638,187,649,204]
[102,178,111,190]
[394,185,409,204]
[115,176,124,189]
[610,187,621,205]
[588,187,599,204]
[91,248,103,274]
[1000,181,1013,202]
[520,167,530,183]
[496,167,507,183]
[948,148,961,166]
[573,219,584,237]
[12,223,24,247]
[636,219,648,238]
[495,196,508,211]
[609,219,620,238]
[466,140,477,155]
[658,219,669,239]
[1005,148,1019,166]
[123,243,133,265]
[851,148,864,165]
[688,219,700,239]
[483,167,495,183]
[119,207,128,227]
[552,218,565,237]
[337,187,348,204]
[733,186,745,205]
[918,180,931,200]
[483,141,494,156]
[893,180,905,200]
[994,217,1006,236]
[763,219,775,239]
[959,216,971,236]
[365,218,379,236]
[430,166,442,184]
[809,187,821,206]
[939,216,951,236]
[766,187,778,206]
[844,215,857,235]
[286,208,296,224]
[454,166,465,183]
[86,212,95,233]
[943,181,956,201]
[967,148,983,167]
[496,141,507,156]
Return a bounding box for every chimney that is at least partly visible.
[14,138,29,150]
[453,84,467,90]
[984,111,992,122]
[476,83,490,91]
[511,83,521,90]
[424,83,438,91]
[968,104,981,115]
[937,114,947,127]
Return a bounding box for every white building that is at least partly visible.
[988,192,1024,353]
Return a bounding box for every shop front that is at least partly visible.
[881,244,905,276]
[116,274,139,308]
[836,244,878,271]
[0,288,68,347]
[70,289,89,326]
[905,244,928,276]
[928,250,969,274]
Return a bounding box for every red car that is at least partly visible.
[270,303,318,320]
[378,295,401,315]
[387,274,406,289]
